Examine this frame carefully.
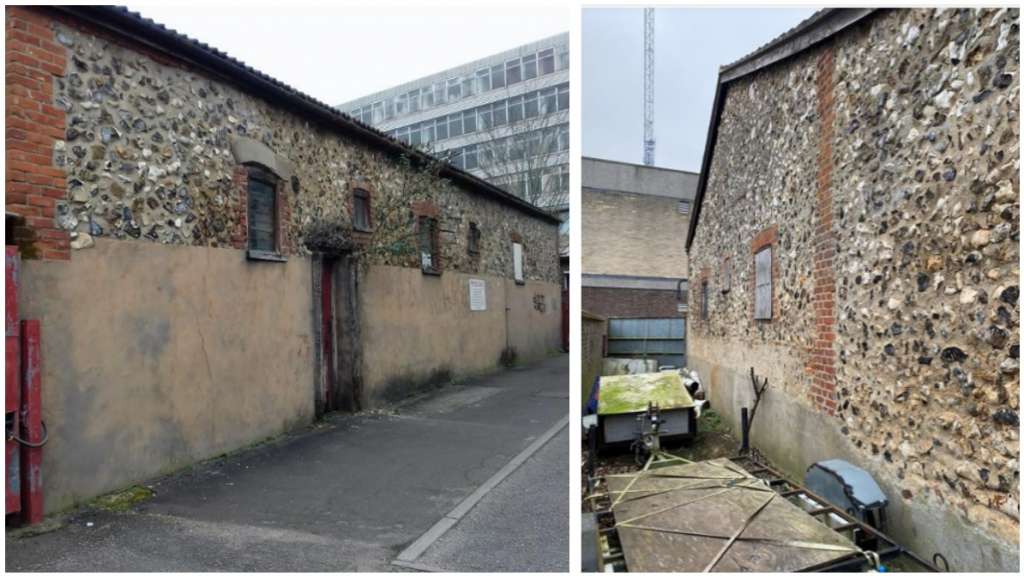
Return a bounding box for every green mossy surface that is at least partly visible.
[89,485,155,512]
[597,372,694,415]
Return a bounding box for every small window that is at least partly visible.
[540,87,557,114]
[468,222,480,255]
[754,247,772,320]
[492,101,507,126]
[506,58,522,85]
[722,258,732,293]
[508,95,524,123]
[464,145,478,170]
[678,200,691,215]
[247,167,278,253]
[513,242,524,284]
[700,279,709,320]
[419,216,440,274]
[539,48,555,75]
[447,78,461,100]
[524,92,539,118]
[557,84,569,111]
[448,114,463,138]
[478,106,492,130]
[491,64,506,89]
[352,188,371,232]
[523,53,537,80]
[462,110,477,134]
[476,68,491,92]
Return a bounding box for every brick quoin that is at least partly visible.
[806,43,838,416]
[5,6,69,260]
[230,166,249,250]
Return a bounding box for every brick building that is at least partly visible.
[687,9,1019,570]
[5,6,562,513]
[582,157,696,367]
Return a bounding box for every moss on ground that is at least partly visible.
[89,485,155,512]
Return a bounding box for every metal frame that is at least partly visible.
[586,452,940,572]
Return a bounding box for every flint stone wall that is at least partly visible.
[49,19,559,282]
[689,7,1020,559]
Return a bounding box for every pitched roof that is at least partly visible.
[50,5,561,225]
[685,8,878,250]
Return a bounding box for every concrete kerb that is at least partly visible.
[393,413,570,566]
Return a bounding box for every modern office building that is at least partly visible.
[339,33,570,225]
[581,157,698,367]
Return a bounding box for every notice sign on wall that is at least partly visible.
[469,279,486,311]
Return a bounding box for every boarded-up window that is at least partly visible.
[352,188,371,231]
[678,200,691,215]
[419,216,440,274]
[754,246,772,320]
[700,280,709,320]
[247,170,277,253]
[513,242,524,283]
[468,222,480,255]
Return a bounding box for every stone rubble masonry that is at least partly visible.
[3,6,558,284]
[808,45,838,415]
[5,6,70,260]
[689,8,1019,547]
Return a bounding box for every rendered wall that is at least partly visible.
[688,8,1019,570]
[19,239,316,513]
[359,266,561,404]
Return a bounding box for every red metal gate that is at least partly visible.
[6,247,21,516]
[5,246,44,524]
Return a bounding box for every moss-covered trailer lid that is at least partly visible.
[597,372,695,416]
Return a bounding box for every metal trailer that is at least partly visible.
[586,452,943,572]
[596,372,697,450]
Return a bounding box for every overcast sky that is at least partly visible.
[583,7,817,173]
[127,4,569,106]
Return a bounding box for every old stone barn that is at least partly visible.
[687,8,1019,571]
[6,6,562,513]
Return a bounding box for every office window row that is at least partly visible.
[388,83,569,148]
[446,124,569,172]
[349,45,569,125]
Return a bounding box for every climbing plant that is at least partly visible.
[301,154,447,269]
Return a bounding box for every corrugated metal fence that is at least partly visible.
[606,317,686,368]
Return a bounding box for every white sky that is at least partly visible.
[583,7,818,172]
[127,3,570,106]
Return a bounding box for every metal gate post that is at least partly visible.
[20,319,44,523]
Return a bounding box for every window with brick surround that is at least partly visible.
[754,246,773,320]
[419,216,440,274]
[247,166,278,254]
[352,188,371,232]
